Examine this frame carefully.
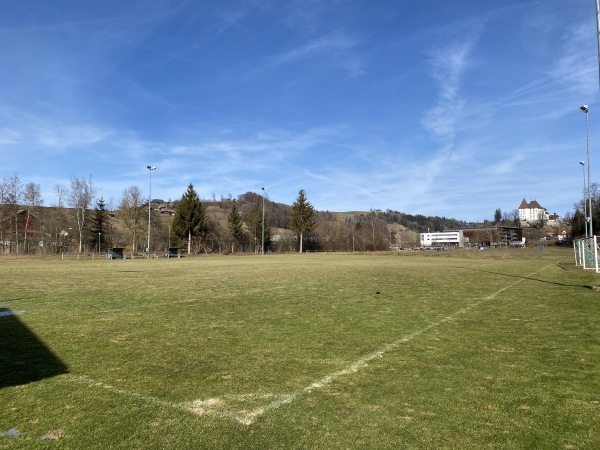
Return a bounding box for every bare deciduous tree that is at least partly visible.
[502,209,520,227]
[3,174,23,254]
[119,185,145,252]
[22,182,43,253]
[69,176,96,253]
[0,178,7,203]
[54,184,69,208]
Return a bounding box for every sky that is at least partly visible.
[1,0,599,222]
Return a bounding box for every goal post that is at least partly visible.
[574,236,599,272]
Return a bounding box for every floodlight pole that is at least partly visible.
[581,161,589,238]
[147,166,156,258]
[581,106,593,236]
[596,0,600,90]
[261,187,267,255]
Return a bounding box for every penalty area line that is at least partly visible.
[62,374,246,423]
[228,263,554,424]
[61,264,552,426]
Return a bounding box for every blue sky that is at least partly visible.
[1,0,599,221]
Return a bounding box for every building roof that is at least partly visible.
[528,199,543,209]
[519,199,544,210]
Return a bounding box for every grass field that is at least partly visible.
[1,250,599,449]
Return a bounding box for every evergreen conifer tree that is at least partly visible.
[89,198,108,252]
[227,200,245,252]
[494,208,502,225]
[289,189,316,253]
[172,183,205,254]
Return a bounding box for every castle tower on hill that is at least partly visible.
[518,198,548,226]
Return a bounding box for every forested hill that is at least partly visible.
[378,210,476,233]
[211,193,476,232]
[160,192,476,233]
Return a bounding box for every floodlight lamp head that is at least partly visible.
[147,166,156,170]
[580,161,586,166]
[580,105,589,113]
[261,187,266,191]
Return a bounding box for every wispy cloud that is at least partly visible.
[0,107,111,150]
[0,128,22,145]
[473,8,597,120]
[220,30,362,89]
[421,38,476,144]
[280,0,345,35]
[272,33,357,64]
[279,32,365,77]
[550,23,598,96]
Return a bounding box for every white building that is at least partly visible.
[420,231,464,248]
[518,199,548,225]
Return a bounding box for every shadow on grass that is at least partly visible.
[455,265,592,289]
[0,308,68,389]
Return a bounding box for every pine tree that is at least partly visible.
[89,198,108,252]
[227,200,245,252]
[494,208,502,225]
[172,183,206,254]
[289,189,316,253]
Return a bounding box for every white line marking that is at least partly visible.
[0,310,24,317]
[63,265,552,425]
[63,374,179,409]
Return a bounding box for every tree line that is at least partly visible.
[569,182,600,237]
[3,172,575,256]
[0,174,320,255]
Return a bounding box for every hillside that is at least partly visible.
[0,194,503,255]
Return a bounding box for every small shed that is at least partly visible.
[107,248,125,259]
[164,247,180,258]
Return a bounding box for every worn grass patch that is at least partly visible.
[1,251,599,449]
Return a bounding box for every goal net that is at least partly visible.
[574,236,599,272]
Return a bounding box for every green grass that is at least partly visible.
[1,251,599,449]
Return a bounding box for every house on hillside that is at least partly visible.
[519,199,549,227]
[546,213,561,227]
[157,202,175,216]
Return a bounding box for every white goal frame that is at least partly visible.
[574,236,600,272]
